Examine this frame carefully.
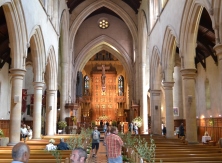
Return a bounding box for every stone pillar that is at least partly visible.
[161,82,174,138]
[140,64,148,134]
[32,82,45,139]
[54,92,58,134]
[173,66,183,119]
[8,69,26,146]
[181,69,198,143]
[46,90,56,135]
[214,44,222,107]
[60,62,68,121]
[150,90,161,135]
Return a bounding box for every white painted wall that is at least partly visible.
[0,63,11,120]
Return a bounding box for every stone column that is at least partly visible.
[54,92,58,134]
[161,82,174,138]
[214,44,222,107]
[150,90,161,135]
[46,90,56,135]
[181,69,198,143]
[173,66,183,119]
[8,69,26,146]
[141,64,148,134]
[60,62,68,121]
[32,82,45,139]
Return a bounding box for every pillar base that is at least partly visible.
[7,142,17,146]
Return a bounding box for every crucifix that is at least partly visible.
[97,65,110,92]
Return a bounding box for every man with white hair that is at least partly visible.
[11,142,30,163]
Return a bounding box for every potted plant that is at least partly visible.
[0,129,4,137]
[58,121,67,134]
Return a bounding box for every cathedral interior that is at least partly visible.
[0,0,221,147]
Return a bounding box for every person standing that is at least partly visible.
[91,127,100,157]
[162,125,166,137]
[27,126,32,140]
[134,123,138,135]
[129,122,134,134]
[11,142,30,163]
[70,147,87,163]
[20,124,28,141]
[105,126,123,163]
[179,123,185,138]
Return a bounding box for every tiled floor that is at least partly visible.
[87,142,108,163]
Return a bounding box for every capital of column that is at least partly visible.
[214,44,222,61]
[180,69,196,79]
[33,82,45,89]
[10,68,26,77]
[47,90,57,95]
[150,89,161,96]
[161,82,174,90]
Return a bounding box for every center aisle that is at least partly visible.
[88,141,108,163]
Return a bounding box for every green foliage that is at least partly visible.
[0,129,4,137]
[134,135,157,163]
[122,155,130,161]
[112,120,117,126]
[45,149,61,163]
[91,121,96,127]
[66,127,92,150]
[120,132,137,148]
[58,121,67,129]
[132,116,143,128]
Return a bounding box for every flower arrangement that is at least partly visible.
[132,116,143,128]
[58,121,67,129]
[49,138,55,144]
[72,116,77,125]
[98,115,109,121]
[0,129,4,137]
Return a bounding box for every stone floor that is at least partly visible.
[87,142,108,163]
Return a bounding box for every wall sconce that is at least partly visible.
[219,115,221,117]
[188,95,192,103]
[14,95,20,103]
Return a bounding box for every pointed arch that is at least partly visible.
[1,1,28,69]
[161,26,177,81]
[150,46,161,90]
[74,35,133,84]
[29,26,46,82]
[179,0,215,68]
[69,0,138,55]
[45,46,57,90]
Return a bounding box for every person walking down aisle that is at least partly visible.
[105,126,123,163]
[11,142,30,163]
[70,147,87,163]
[91,127,100,157]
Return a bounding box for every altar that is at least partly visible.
[202,136,211,143]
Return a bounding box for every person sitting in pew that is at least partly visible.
[11,142,30,163]
[46,139,57,151]
[57,138,69,150]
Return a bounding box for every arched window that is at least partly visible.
[118,76,124,96]
[205,78,211,110]
[84,75,90,96]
